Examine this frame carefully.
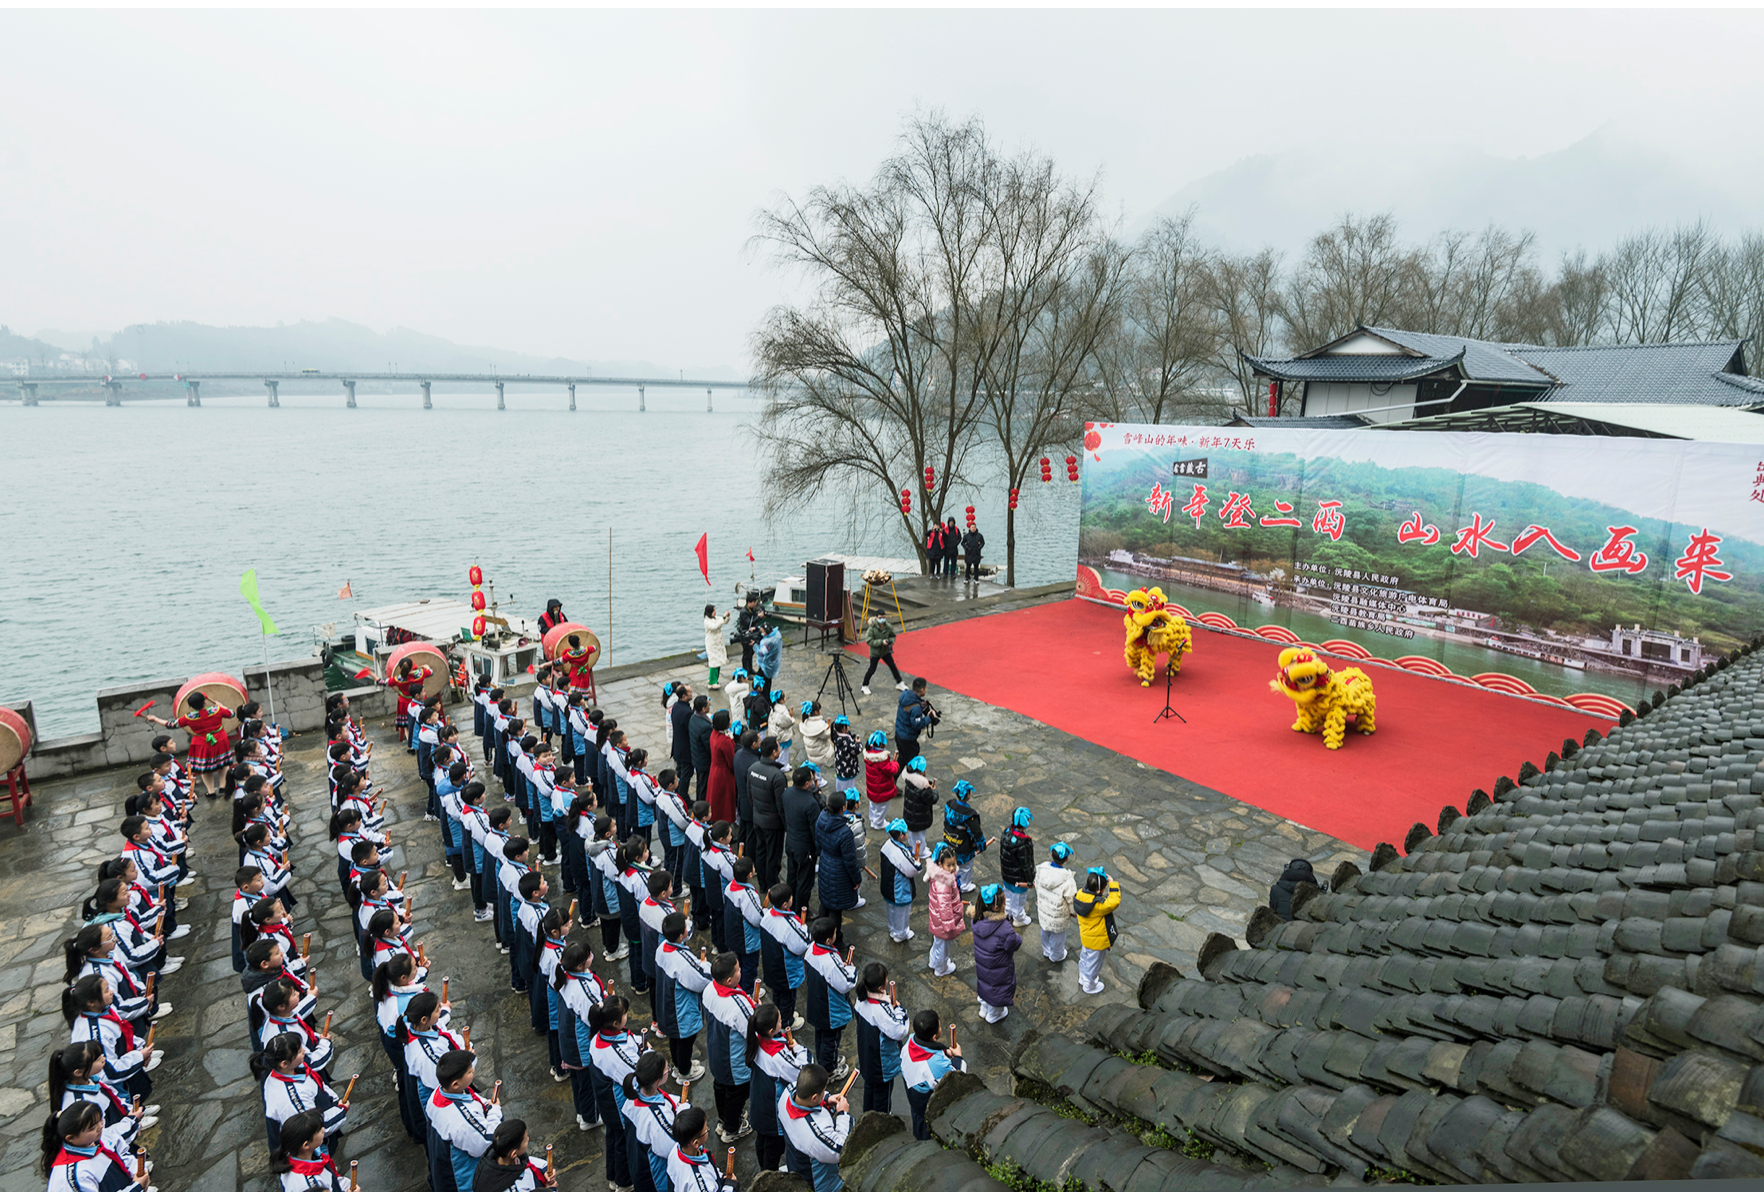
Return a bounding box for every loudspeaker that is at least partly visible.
[805,558,845,624]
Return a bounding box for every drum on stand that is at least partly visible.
[0,706,30,826]
[542,623,601,702]
[385,642,450,700]
[174,673,250,734]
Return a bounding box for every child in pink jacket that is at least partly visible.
[925,843,966,978]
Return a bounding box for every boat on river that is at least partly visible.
[312,599,545,691]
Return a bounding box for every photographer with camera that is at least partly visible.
[894,679,937,768]
[734,594,764,675]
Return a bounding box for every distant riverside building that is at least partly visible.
[1609,624,1706,670]
[1227,326,1764,439]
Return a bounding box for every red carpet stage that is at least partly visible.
[886,599,1613,851]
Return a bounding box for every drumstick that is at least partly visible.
[491,1079,502,1105]
[322,1010,333,1039]
[837,1068,859,1100]
[546,1144,554,1179]
[681,1078,690,1104]
[398,870,407,891]
[845,945,854,965]
[440,977,449,1006]
[339,1073,359,1105]
[725,1147,736,1180]
[568,898,578,921]
[463,1025,472,1051]
[737,843,745,859]
[349,1161,358,1190]
[301,933,311,959]
[402,896,412,923]
[144,1023,155,1050]
[889,981,898,1007]
[416,940,427,966]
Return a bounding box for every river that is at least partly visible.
[2,391,1081,737]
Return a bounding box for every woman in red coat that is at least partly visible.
[706,710,738,825]
[144,692,234,799]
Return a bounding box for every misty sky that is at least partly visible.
[6,8,1763,372]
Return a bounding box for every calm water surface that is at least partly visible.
[2,392,1081,736]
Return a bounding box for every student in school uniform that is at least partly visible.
[668,1107,736,1192]
[471,1119,558,1193]
[758,884,809,1033]
[555,942,607,1133]
[254,1033,347,1157]
[586,814,628,962]
[899,1010,965,1141]
[700,952,757,1143]
[748,1004,809,1175]
[425,1049,503,1192]
[587,997,642,1191]
[778,1064,851,1192]
[654,912,712,1084]
[852,962,908,1114]
[271,1108,353,1192]
[724,857,765,996]
[615,840,655,996]
[619,1051,681,1193]
[802,918,855,1082]
[39,1100,148,1193]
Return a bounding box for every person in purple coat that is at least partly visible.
[969,885,1022,1024]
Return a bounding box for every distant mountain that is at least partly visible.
[70,319,745,381]
[1135,127,1756,262]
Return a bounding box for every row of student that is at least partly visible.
[45,696,287,1190]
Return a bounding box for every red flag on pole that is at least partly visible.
[746,547,755,562]
[694,534,710,586]
[338,580,353,599]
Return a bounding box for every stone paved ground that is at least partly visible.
[0,591,1360,1191]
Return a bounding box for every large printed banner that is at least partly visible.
[1076,422,1764,716]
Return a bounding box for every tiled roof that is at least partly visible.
[870,637,1764,1187]
[1225,413,1370,429]
[1512,341,1754,407]
[1241,350,1466,384]
[1362,326,1552,386]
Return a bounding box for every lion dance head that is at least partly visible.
[1270,647,1332,701]
[1122,587,1190,685]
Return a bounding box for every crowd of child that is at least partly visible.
[37,648,1126,1193]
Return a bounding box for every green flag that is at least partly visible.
[239,568,280,636]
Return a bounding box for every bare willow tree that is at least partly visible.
[1098,210,1217,425]
[1700,232,1764,359]
[750,114,1008,571]
[1604,221,1718,343]
[1204,248,1287,409]
[1281,213,1421,350]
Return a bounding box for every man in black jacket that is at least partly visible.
[747,738,788,891]
[734,594,764,675]
[732,729,761,850]
[781,766,825,915]
[688,695,715,808]
[669,683,696,798]
[961,524,985,580]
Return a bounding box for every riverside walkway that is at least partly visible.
[0,592,1356,1190]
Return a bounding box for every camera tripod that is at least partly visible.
[817,650,862,718]
[1153,665,1187,725]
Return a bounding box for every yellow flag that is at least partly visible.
[239,568,280,636]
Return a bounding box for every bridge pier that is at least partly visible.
[495,381,505,411]
[639,385,646,413]
[185,381,201,407]
[568,382,575,411]
[105,382,123,406]
[21,382,39,406]
[265,380,280,408]
[706,387,713,413]
[420,382,432,409]
[343,380,357,408]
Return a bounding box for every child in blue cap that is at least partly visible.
[941,781,987,895]
[876,819,926,942]
[1035,843,1077,963]
[998,807,1035,927]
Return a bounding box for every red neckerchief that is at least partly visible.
[525,1161,548,1187]
[906,1036,937,1063]
[758,1036,785,1056]
[712,981,743,998]
[287,1153,339,1178]
[270,1013,321,1043]
[92,1006,135,1051]
[279,969,308,994]
[809,942,838,960]
[261,922,294,945]
[54,1141,131,1175]
[782,1095,815,1120]
[127,840,165,867]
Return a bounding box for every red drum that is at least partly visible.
[0,707,31,775]
[541,623,601,665]
[386,642,450,700]
[174,672,250,734]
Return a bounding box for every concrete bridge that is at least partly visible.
[11,370,753,411]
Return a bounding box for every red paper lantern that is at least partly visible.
[468,565,484,587]
[923,466,935,489]
[471,590,486,612]
[900,487,912,515]
[472,615,487,637]
[1008,488,1020,510]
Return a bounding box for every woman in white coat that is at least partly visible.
[703,605,732,688]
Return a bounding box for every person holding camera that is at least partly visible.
[894,679,936,768]
[734,595,764,675]
[1073,868,1122,996]
[860,616,906,696]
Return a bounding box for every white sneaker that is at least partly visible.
[934,965,954,978]
[158,959,183,975]
[685,1060,705,1082]
[578,1115,602,1131]
[474,908,494,922]
[151,1003,173,1019]
[854,896,866,907]
[147,1050,165,1071]
[141,1105,160,1117]
[791,1015,805,1031]
[1011,917,1031,928]
[550,1068,567,1082]
[136,1115,159,1130]
[860,687,871,696]
[499,945,510,955]
[608,945,629,961]
[1082,980,1104,995]
[896,682,911,691]
[167,926,191,940]
[453,878,471,891]
[734,1118,753,1139]
[960,883,976,894]
[830,1059,851,1081]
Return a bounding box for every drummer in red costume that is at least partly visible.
[143,692,233,800]
[559,634,595,692]
[383,659,434,755]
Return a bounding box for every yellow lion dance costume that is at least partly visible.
[1122,588,1192,686]
[1269,647,1377,750]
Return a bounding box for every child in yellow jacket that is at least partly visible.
[1072,869,1121,995]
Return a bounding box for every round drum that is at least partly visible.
[0,706,31,775]
[542,623,601,665]
[385,642,450,699]
[174,672,250,733]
